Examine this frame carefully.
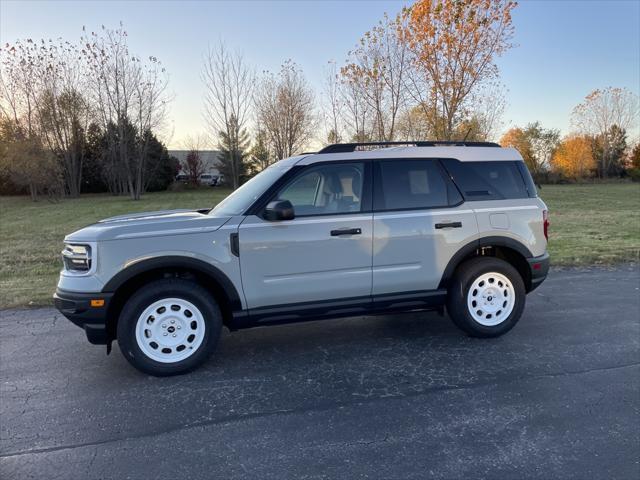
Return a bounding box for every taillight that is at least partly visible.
[543,210,549,241]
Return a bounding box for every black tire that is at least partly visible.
[446,257,526,338]
[117,279,222,376]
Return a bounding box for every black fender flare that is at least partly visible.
[438,236,533,289]
[102,256,243,313]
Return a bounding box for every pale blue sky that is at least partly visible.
[1,0,639,147]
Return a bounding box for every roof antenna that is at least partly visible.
[463,127,472,141]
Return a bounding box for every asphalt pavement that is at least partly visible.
[1,265,639,479]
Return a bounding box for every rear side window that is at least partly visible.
[440,160,530,200]
[377,160,461,210]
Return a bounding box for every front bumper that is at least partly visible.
[54,289,113,344]
[527,252,550,292]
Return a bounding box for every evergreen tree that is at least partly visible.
[81,123,108,193]
[217,114,250,188]
[143,130,180,191]
[630,143,640,170]
[247,129,273,176]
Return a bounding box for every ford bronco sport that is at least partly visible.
[54,141,550,376]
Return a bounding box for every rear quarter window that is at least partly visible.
[441,159,531,200]
[516,162,538,197]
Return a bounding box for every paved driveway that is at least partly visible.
[1,266,639,479]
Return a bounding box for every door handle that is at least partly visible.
[435,221,462,229]
[330,228,362,236]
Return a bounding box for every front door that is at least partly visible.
[239,161,373,310]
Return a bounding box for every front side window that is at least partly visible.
[276,163,364,216]
[378,160,453,210]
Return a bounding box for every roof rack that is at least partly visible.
[317,141,501,154]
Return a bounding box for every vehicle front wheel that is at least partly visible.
[446,257,526,338]
[117,279,222,376]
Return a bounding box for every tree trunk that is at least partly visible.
[65,151,81,198]
[29,184,38,202]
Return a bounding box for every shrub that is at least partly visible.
[628,168,640,182]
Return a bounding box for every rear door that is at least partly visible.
[372,159,478,295]
[239,161,373,309]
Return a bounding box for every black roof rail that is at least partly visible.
[317,140,501,154]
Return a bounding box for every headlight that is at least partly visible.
[62,244,92,272]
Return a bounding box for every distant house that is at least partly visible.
[168,150,222,176]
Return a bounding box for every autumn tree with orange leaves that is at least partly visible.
[401,0,516,140]
[500,122,559,178]
[551,135,596,179]
[500,127,534,167]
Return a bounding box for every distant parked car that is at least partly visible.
[199,174,219,186]
[175,174,189,184]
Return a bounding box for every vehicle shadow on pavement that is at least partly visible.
[195,311,464,372]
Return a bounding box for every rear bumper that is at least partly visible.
[53,289,113,344]
[527,252,550,292]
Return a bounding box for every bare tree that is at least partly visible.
[341,13,409,141]
[461,82,507,141]
[1,38,90,197]
[202,42,254,189]
[1,40,42,200]
[181,134,207,185]
[572,87,640,176]
[322,61,344,144]
[184,150,203,186]
[82,24,170,200]
[35,39,93,197]
[255,60,316,160]
[0,40,39,136]
[340,77,371,143]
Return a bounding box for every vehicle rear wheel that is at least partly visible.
[117,279,222,376]
[446,257,525,338]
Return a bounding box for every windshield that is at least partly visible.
[210,165,290,216]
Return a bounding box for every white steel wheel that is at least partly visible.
[135,298,206,363]
[466,272,515,326]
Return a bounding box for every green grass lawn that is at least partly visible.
[539,183,640,266]
[0,188,232,309]
[0,183,638,309]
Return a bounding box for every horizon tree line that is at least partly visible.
[1,1,639,200]
[501,87,639,181]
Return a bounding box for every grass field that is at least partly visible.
[1,183,638,308]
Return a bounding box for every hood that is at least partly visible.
[64,209,232,242]
[97,208,208,223]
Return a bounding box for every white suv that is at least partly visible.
[54,141,550,376]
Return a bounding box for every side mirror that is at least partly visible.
[264,199,295,221]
